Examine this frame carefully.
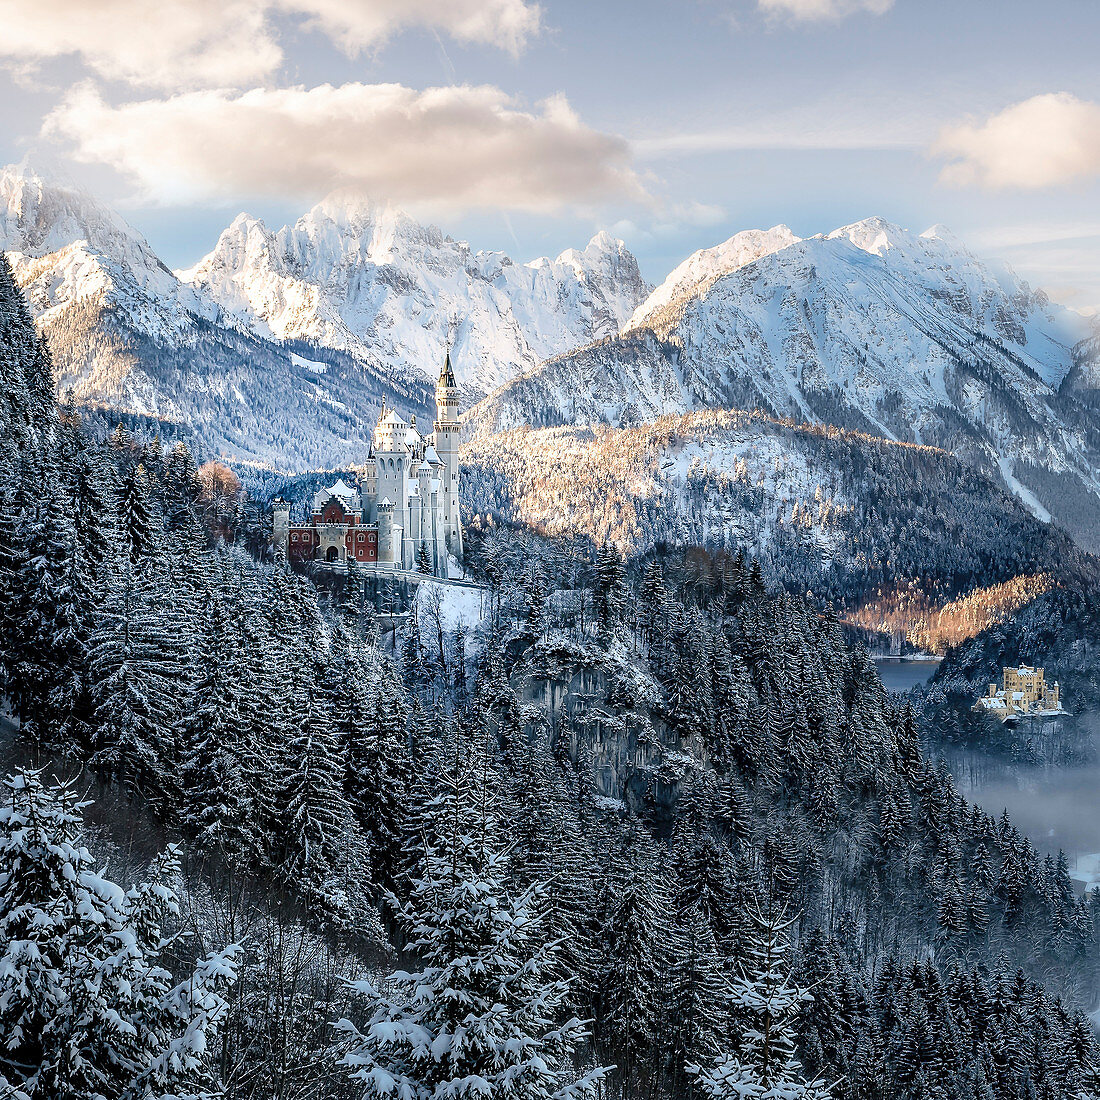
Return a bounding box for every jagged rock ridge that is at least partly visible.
[180,192,650,397]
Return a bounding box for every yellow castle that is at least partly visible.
[975,665,1064,720]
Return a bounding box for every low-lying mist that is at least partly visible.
[949,712,1100,882]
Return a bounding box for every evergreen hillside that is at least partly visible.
[461,410,1097,611]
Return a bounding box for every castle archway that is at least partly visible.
[326,546,340,563]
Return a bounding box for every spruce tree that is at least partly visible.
[336,727,606,1100]
[594,834,669,1100]
[339,644,410,894]
[690,900,831,1100]
[595,545,626,632]
[278,650,372,924]
[179,589,263,866]
[0,770,239,1100]
[416,540,432,574]
[89,560,185,812]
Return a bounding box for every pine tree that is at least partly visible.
[0,446,27,702]
[89,561,185,812]
[594,835,669,1100]
[9,478,91,748]
[70,433,118,576]
[667,901,729,1100]
[341,650,410,894]
[118,462,161,567]
[0,255,56,460]
[416,540,432,574]
[0,770,239,1100]
[179,589,263,866]
[595,544,626,632]
[336,728,606,1100]
[527,565,549,635]
[690,900,832,1100]
[639,559,667,645]
[163,441,202,532]
[278,651,372,924]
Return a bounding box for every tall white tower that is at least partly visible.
[433,351,463,561]
[271,496,291,561]
[374,406,409,566]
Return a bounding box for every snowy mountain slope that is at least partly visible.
[625,224,799,332]
[0,165,433,469]
[180,193,650,397]
[468,217,1100,547]
[461,408,1087,600]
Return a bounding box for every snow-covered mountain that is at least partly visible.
[1,164,649,467]
[461,407,1086,594]
[1,163,215,343]
[180,194,650,397]
[468,217,1100,548]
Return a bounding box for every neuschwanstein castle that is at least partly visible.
[273,357,463,578]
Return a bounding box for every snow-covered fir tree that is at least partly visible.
[0,770,239,1100]
[335,727,606,1100]
[690,901,831,1100]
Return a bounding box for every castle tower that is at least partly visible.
[363,443,378,522]
[272,496,291,560]
[433,351,463,560]
[425,444,446,577]
[374,406,409,562]
[378,498,398,567]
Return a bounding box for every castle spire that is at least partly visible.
[439,347,456,389]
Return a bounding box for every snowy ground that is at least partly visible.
[413,579,488,632]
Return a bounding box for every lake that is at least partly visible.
[874,658,941,693]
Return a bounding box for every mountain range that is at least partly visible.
[181,197,649,398]
[0,164,648,468]
[4,161,1100,549]
[469,217,1100,547]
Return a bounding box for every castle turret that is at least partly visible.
[433,351,463,560]
[364,443,378,521]
[374,406,410,545]
[271,496,291,560]
[378,498,398,567]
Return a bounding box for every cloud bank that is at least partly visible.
[934,93,1100,189]
[757,0,894,23]
[44,82,646,213]
[0,0,541,90]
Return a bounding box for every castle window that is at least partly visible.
[291,533,298,542]
[357,533,365,542]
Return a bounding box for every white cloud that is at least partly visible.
[282,0,541,58]
[933,93,1100,189]
[634,124,915,158]
[0,0,280,89]
[0,0,540,90]
[757,0,894,22]
[43,82,646,213]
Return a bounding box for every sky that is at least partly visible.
[1,0,1099,311]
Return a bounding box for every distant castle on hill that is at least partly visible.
[272,356,462,578]
[974,665,1066,722]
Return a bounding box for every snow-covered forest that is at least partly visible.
[6,244,1100,1100]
